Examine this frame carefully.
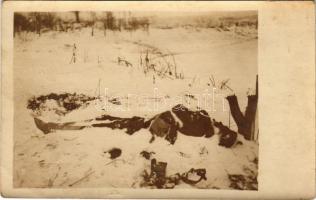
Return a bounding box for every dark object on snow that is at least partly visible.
[172,104,214,138]
[140,151,155,160]
[228,174,258,190]
[165,173,181,188]
[213,119,237,148]
[27,93,96,113]
[178,151,190,158]
[33,103,215,145]
[149,159,168,188]
[93,115,147,135]
[34,113,150,135]
[141,158,174,189]
[106,148,122,159]
[34,118,85,134]
[141,159,207,189]
[199,146,208,155]
[149,104,214,144]
[149,111,178,144]
[253,157,258,166]
[108,97,122,105]
[181,168,207,185]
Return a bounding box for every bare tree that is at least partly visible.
[226,75,258,140]
[74,11,80,23]
[91,12,96,36]
[106,12,115,30]
[32,13,42,36]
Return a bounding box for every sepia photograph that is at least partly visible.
[1,1,315,199]
[12,10,258,190]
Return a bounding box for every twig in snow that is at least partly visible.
[58,178,70,187]
[105,159,133,166]
[63,137,78,141]
[209,75,216,87]
[48,165,61,187]
[68,170,95,187]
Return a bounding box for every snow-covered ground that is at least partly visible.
[13,26,258,189]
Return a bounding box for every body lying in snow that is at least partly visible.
[148,104,214,144]
[33,104,240,147]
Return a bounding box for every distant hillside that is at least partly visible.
[149,11,257,29]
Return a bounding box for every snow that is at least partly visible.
[13,26,258,189]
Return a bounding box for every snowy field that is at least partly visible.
[13,25,258,189]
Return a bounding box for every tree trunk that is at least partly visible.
[35,14,41,36]
[74,11,80,23]
[245,95,258,124]
[226,95,249,139]
[226,77,258,140]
